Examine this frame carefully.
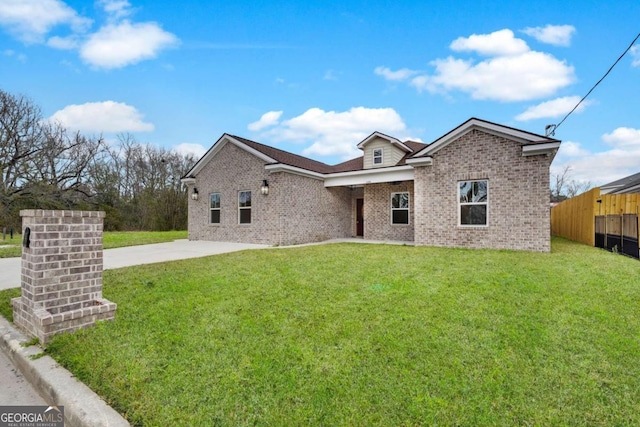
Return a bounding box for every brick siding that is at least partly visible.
[364,181,414,241]
[12,210,116,343]
[189,129,552,251]
[413,129,551,252]
[188,142,354,245]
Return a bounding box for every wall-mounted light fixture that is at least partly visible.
[260,179,269,195]
[191,187,199,201]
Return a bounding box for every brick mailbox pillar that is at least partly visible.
[12,210,117,344]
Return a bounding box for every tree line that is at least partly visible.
[0,89,197,232]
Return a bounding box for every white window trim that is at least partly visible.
[373,148,383,165]
[390,192,410,225]
[458,180,489,227]
[238,190,252,225]
[210,192,221,225]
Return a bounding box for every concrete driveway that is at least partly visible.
[0,240,269,291]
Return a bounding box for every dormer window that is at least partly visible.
[373,148,383,165]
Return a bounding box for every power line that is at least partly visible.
[546,31,640,136]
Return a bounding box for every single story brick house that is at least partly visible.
[181,117,560,251]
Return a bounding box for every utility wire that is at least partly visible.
[547,31,640,136]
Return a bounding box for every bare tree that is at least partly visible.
[1,89,196,231]
[0,90,46,228]
[551,165,593,202]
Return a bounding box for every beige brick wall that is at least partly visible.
[413,129,552,252]
[189,130,552,251]
[364,181,414,242]
[188,142,353,245]
[12,209,116,343]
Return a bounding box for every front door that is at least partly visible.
[356,198,364,237]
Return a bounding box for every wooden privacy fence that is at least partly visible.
[551,188,640,257]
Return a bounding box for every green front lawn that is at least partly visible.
[1,238,639,426]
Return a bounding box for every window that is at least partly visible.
[459,180,488,226]
[210,193,221,224]
[391,192,409,225]
[373,148,383,165]
[238,190,251,224]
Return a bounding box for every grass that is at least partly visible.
[102,230,187,249]
[0,234,21,258]
[1,238,639,425]
[0,230,187,257]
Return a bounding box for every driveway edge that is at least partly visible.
[0,316,130,427]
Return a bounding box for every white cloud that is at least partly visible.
[522,25,576,47]
[80,21,178,69]
[602,127,640,148]
[552,127,640,185]
[0,0,178,70]
[254,107,408,160]
[50,101,154,133]
[374,66,419,81]
[555,141,590,158]
[98,0,132,20]
[47,35,79,50]
[516,96,591,121]
[248,111,283,131]
[450,29,529,56]
[413,51,574,101]
[0,0,91,43]
[382,29,575,102]
[631,45,640,67]
[3,49,27,62]
[172,143,207,159]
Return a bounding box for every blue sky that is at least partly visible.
[1,0,639,186]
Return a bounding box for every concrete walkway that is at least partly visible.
[0,240,269,291]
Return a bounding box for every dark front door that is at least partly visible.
[356,198,364,237]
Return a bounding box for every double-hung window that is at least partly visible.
[373,148,383,165]
[210,193,221,224]
[459,180,488,226]
[238,190,252,224]
[391,192,409,225]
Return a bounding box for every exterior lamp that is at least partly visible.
[260,179,269,195]
[191,187,199,201]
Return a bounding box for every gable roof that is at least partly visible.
[356,131,413,153]
[410,117,560,159]
[600,171,640,194]
[182,117,557,182]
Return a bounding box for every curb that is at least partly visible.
[0,316,130,427]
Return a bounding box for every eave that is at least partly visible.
[265,163,326,180]
[521,142,561,156]
[405,157,433,167]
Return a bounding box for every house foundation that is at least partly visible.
[11,210,116,344]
